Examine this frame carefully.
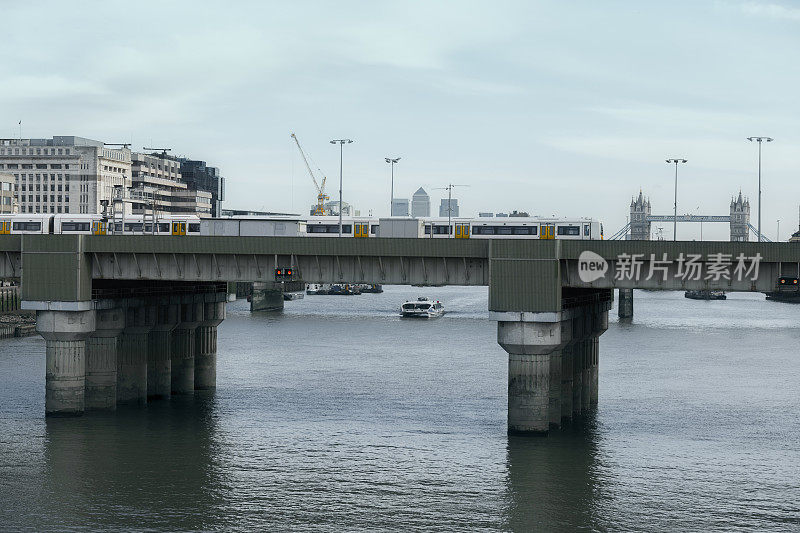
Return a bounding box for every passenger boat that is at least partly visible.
[400,297,444,318]
[684,290,726,300]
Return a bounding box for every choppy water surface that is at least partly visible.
[1,288,798,531]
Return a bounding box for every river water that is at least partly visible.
[0,287,798,532]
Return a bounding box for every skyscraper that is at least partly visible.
[439,198,459,217]
[411,187,430,218]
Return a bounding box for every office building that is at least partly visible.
[0,172,16,213]
[439,198,459,217]
[130,152,212,216]
[0,136,131,214]
[179,159,225,217]
[392,198,410,217]
[411,187,430,218]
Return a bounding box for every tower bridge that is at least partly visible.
[3,234,797,436]
[610,190,759,241]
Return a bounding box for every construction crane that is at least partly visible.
[290,133,330,216]
[143,147,172,157]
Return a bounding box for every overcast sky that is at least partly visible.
[2,1,798,240]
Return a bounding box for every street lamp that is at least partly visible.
[330,138,353,237]
[665,158,687,241]
[385,157,400,216]
[433,183,469,238]
[777,219,781,242]
[747,136,773,242]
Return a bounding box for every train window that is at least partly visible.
[424,225,431,234]
[13,222,42,231]
[513,226,531,235]
[144,224,154,233]
[584,224,590,236]
[188,223,200,233]
[326,225,340,233]
[530,226,538,235]
[124,223,143,232]
[308,225,327,233]
[113,223,122,232]
[473,226,495,235]
[557,226,580,236]
[371,225,378,234]
[341,225,352,233]
[61,222,90,232]
[496,226,513,235]
[434,225,451,235]
[158,223,170,233]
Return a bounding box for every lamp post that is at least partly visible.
[747,136,773,242]
[665,158,687,241]
[330,138,353,237]
[777,219,781,242]
[385,157,400,216]
[433,183,469,238]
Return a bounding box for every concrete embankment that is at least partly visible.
[0,311,37,338]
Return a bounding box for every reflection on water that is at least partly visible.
[1,287,799,531]
[40,395,221,531]
[504,415,601,532]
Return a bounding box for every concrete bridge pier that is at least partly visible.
[498,316,568,435]
[618,288,633,319]
[581,338,591,413]
[118,303,155,406]
[250,282,284,312]
[195,301,225,390]
[86,307,124,410]
[36,309,95,416]
[548,317,572,429]
[148,301,179,400]
[590,307,608,406]
[172,298,203,394]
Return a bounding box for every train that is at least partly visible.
[0,214,603,240]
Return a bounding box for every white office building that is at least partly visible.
[391,198,410,216]
[0,136,131,214]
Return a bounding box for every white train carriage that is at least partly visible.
[0,214,54,234]
[200,216,307,237]
[305,216,379,238]
[377,217,603,240]
[54,214,108,235]
[110,215,201,236]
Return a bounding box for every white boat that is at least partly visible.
[400,297,444,318]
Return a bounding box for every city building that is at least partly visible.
[439,198,459,217]
[179,159,225,217]
[0,136,131,214]
[411,187,430,218]
[629,190,651,240]
[0,172,17,213]
[129,152,212,217]
[392,198,410,217]
[729,191,750,242]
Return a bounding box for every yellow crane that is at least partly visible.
[290,133,330,216]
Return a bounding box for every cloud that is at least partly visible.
[740,2,800,20]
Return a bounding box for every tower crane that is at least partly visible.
[290,133,330,216]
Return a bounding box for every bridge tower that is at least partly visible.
[730,191,750,242]
[629,190,651,240]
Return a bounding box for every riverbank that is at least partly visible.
[0,310,36,338]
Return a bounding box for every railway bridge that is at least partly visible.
[4,234,798,435]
